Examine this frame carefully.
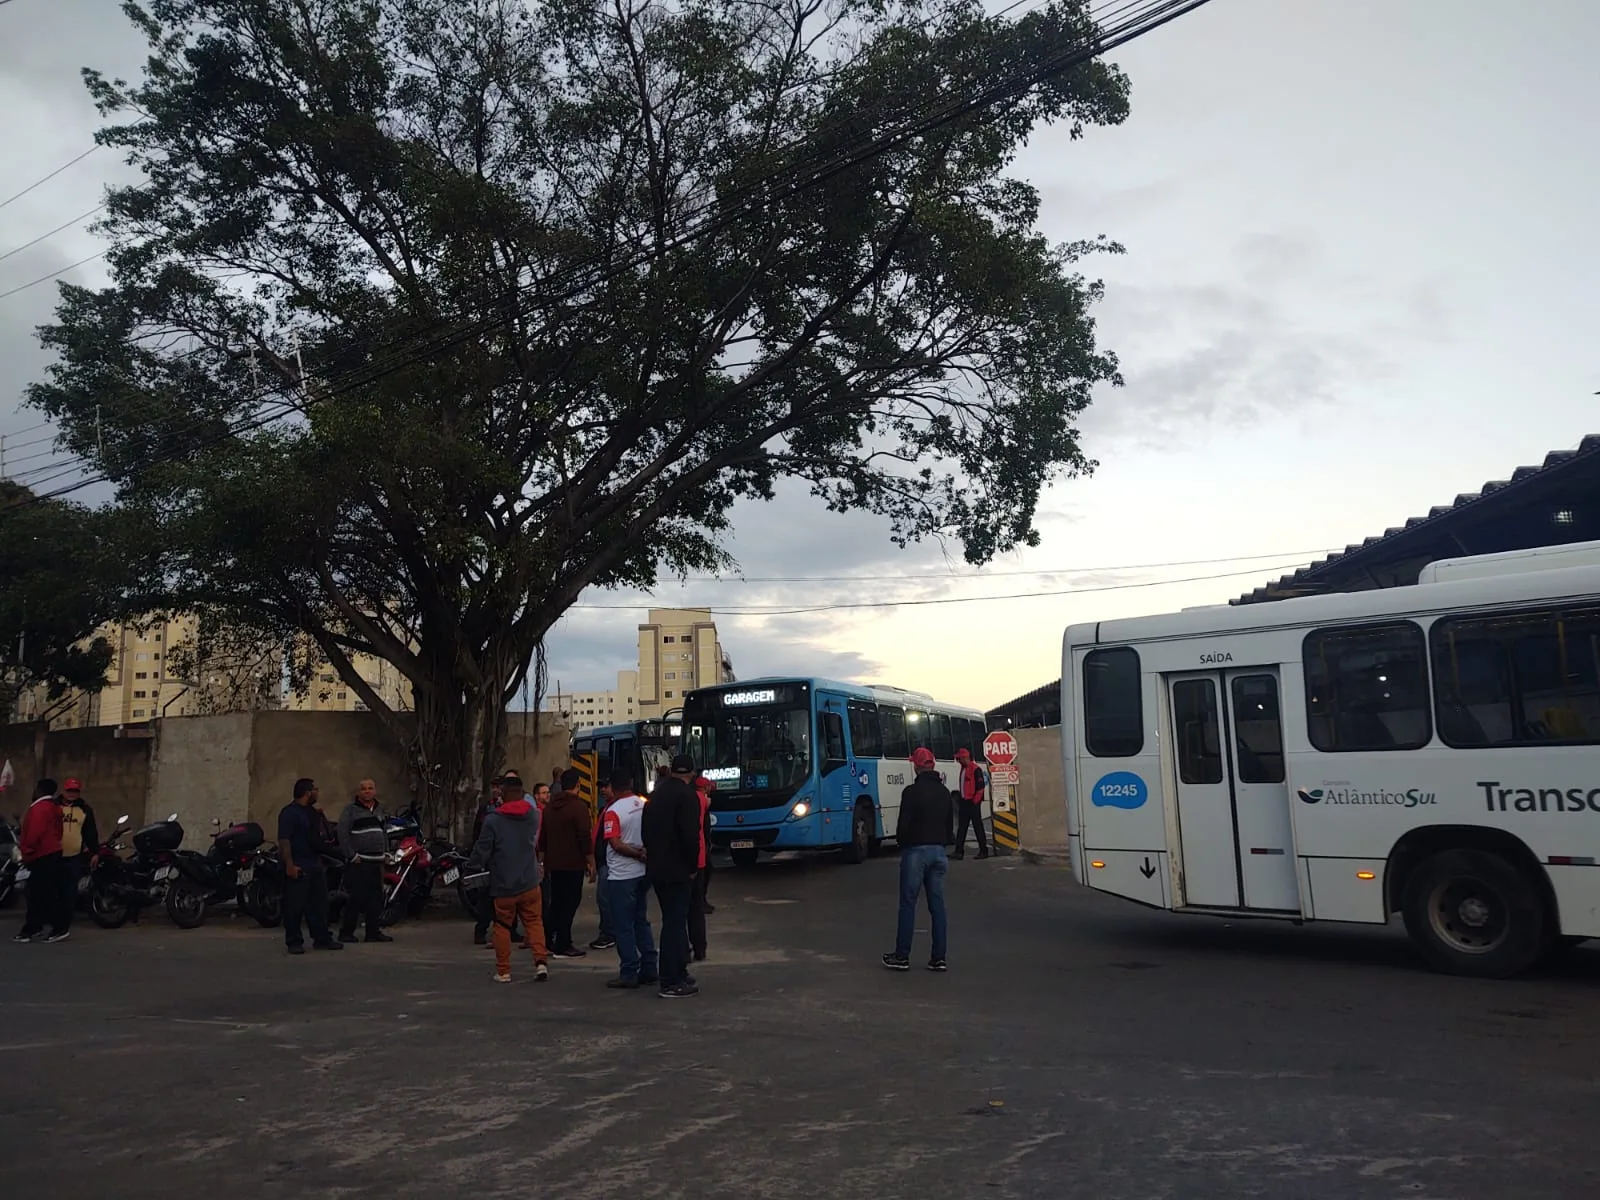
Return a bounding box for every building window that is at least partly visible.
[320,673,335,683]
[136,672,148,680]
[1431,605,1600,747]
[336,691,347,701]
[665,690,674,698]
[1083,646,1143,757]
[1304,622,1430,752]
[662,635,675,643]
[132,709,146,718]
[665,671,676,680]
[133,690,147,699]
[136,652,149,662]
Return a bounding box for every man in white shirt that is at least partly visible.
[600,772,658,989]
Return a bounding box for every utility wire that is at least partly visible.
[675,548,1340,583]
[0,146,99,210]
[14,0,1210,507]
[0,204,105,265]
[570,560,1322,615]
[0,250,107,302]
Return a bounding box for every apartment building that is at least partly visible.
[541,670,639,733]
[286,639,413,714]
[636,608,735,719]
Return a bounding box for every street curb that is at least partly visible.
[1019,846,1071,866]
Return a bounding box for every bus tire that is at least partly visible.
[730,847,760,868]
[844,803,872,864]
[1400,848,1547,978]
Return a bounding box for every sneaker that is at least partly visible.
[659,982,699,998]
[43,931,71,944]
[493,972,512,984]
[338,933,359,944]
[364,932,394,943]
[590,936,617,950]
[12,933,36,943]
[605,977,639,990]
[535,962,549,982]
[553,947,586,958]
[287,944,306,955]
[313,940,344,951]
[881,952,911,971]
[928,958,948,972]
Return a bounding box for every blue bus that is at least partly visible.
[680,677,989,866]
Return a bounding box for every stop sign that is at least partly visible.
[983,730,1018,765]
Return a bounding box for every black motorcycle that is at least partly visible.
[87,813,185,928]
[244,843,286,927]
[164,818,267,929]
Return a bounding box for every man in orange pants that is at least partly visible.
[464,770,549,984]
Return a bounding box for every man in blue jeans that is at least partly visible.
[599,772,658,988]
[883,747,952,972]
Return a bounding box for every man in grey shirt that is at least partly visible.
[337,778,393,944]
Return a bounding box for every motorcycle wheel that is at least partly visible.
[406,879,433,918]
[456,881,479,919]
[164,879,207,929]
[0,880,14,909]
[246,879,283,928]
[89,886,131,929]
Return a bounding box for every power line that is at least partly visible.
[0,146,98,210]
[15,0,1210,507]
[675,548,1340,584]
[570,560,1321,615]
[0,204,105,265]
[0,250,107,302]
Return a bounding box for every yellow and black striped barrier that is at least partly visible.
[570,751,599,824]
[992,787,1020,855]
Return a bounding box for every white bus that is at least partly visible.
[1061,541,1600,977]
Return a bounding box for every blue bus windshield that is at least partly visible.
[683,695,812,793]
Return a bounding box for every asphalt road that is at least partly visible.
[3,852,1600,1199]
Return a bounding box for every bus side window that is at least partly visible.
[1303,622,1430,752]
[880,706,908,758]
[906,710,931,751]
[848,701,882,757]
[821,710,848,771]
[930,712,954,760]
[1083,647,1143,757]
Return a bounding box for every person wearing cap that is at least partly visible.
[13,779,65,943]
[56,778,99,938]
[882,747,953,973]
[641,754,703,998]
[951,748,990,860]
[464,769,549,983]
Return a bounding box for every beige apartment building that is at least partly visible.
[637,608,735,719]
[541,670,639,733]
[286,643,413,714]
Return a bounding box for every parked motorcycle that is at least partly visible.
[87,813,184,928]
[380,813,435,926]
[244,843,286,927]
[164,818,267,929]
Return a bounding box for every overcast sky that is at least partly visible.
[3,0,1597,712]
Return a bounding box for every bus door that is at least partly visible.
[1166,668,1298,912]
[815,693,856,823]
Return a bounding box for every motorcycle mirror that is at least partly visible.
[117,814,131,825]
[167,812,179,822]
[211,817,221,827]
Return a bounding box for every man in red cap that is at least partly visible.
[951,749,989,860]
[57,778,99,938]
[882,747,953,973]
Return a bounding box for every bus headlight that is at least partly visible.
[789,801,811,819]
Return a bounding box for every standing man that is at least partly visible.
[465,769,548,984]
[337,779,393,944]
[642,754,702,998]
[537,768,595,957]
[589,778,617,951]
[57,778,99,938]
[951,749,990,860]
[13,779,65,943]
[278,778,343,956]
[882,748,952,973]
[599,772,656,990]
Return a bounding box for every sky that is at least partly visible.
[2,0,1598,713]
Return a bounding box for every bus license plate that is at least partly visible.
[443,868,459,884]
[730,840,754,850]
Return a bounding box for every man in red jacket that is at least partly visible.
[952,748,990,860]
[14,779,67,943]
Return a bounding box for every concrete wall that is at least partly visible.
[1014,726,1067,850]
[148,712,254,839]
[247,710,416,827]
[505,711,575,793]
[0,722,44,824]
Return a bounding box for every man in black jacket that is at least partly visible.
[883,748,953,973]
[641,754,702,998]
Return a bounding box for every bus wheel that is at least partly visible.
[730,847,760,868]
[1400,848,1547,978]
[844,803,872,864]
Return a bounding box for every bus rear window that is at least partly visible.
[1083,647,1142,757]
[1303,622,1431,752]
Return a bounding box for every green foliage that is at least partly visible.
[0,482,136,713]
[28,0,1129,814]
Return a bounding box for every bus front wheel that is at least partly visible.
[844,803,872,865]
[1400,848,1547,978]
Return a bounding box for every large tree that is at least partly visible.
[30,0,1129,828]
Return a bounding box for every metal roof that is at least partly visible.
[1232,433,1600,604]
